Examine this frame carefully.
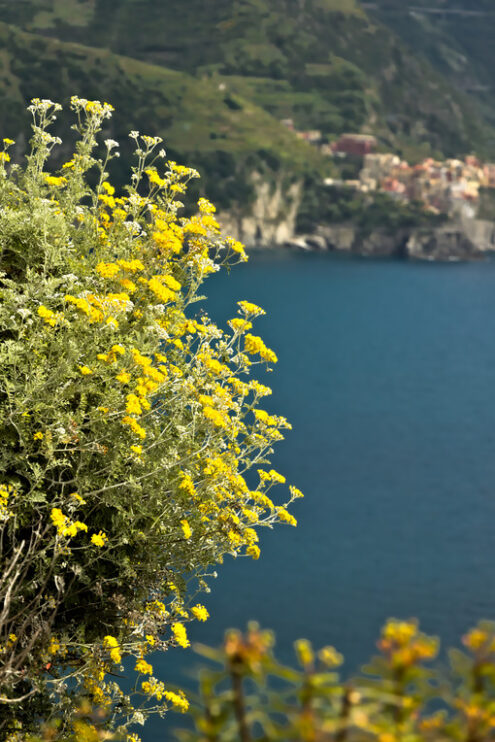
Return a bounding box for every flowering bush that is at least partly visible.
[0,98,302,737]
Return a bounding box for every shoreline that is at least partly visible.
[272,218,495,262]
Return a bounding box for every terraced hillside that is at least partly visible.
[0,21,322,210]
[1,0,494,161]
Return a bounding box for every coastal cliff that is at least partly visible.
[221,210,495,261]
[218,177,495,261]
[217,173,303,248]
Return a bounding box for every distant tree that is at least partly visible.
[0,98,301,738]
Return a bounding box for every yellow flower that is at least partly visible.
[318,646,343,668]
[244,334,277,364]
[238,300,265,316]
[179,474,195,497]
[48,636,61,655]
[229,317,252,333]
[276,507,297,527]
[180,519,192,540]
[78,365,93,376]
[163,689,189,712]
[119,278,136,293]
[91,531,108,547]
[117,259,145,272]
[104,635,121,664]
[116,371,131,384]
[122,416,146,439]
[126,394,143,416]
[246,544,261,560]
[148,276,177,303]
[131,444,142,455]
[101,181,115,195]
[295,639,314,667]
[33,431,44,440]
[44,175,67,187]
[203,406,227,428]
[96,262,120,279]
[191,604,209,622]
[135,658,153,675]
[171,622,190,648]
[0,152,11,163]
[37,305,60,327]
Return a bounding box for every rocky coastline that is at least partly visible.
[216,172,495,262]
[283,218,495,261]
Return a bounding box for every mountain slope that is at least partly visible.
[0,21,320,209]
[365,1,495,128]
[1,0,494,160]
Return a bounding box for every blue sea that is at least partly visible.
[145,250,495,740]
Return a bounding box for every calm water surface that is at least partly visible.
[147,250,495,740]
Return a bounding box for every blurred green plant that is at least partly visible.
[174,619,495,742]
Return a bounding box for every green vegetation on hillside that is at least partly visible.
[367,1,495,136]
[0,21,321,211]
[297,182,447,233]
[0,0,494,164]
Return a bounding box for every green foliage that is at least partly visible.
[297,183,447,235]
[0,0,494,169]
[0,20,319,215]
[174,619,495,742]
[368,1,495,130]
[0,98,302,737]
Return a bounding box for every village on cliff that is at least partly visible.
[283,120,495,222]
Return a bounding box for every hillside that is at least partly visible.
[366,0,495,131]
[1,0,494,162]
[0,21,320,210]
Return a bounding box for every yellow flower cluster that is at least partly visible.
[44,175,67,187]
[50,507,88,539]
[38,305,62,327]
[191,604,209,622]
[179,474,195,497]
[238,300,265,317]
[275,507,297,527]
[0,98,301,732]
[244,334,278,364]
[378,619,438,667]
[103,635,121,664]
[180,519,192,539]
[229,317,252,333]
[135,658,153,675]
[122,415,146,439]
[148,275,179,303]
[318,645,344,667]
[0,483,15,521]
[171,622,190,648]
[91,531,108,547]
[295,639,314,668]
[163,689,189,713]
